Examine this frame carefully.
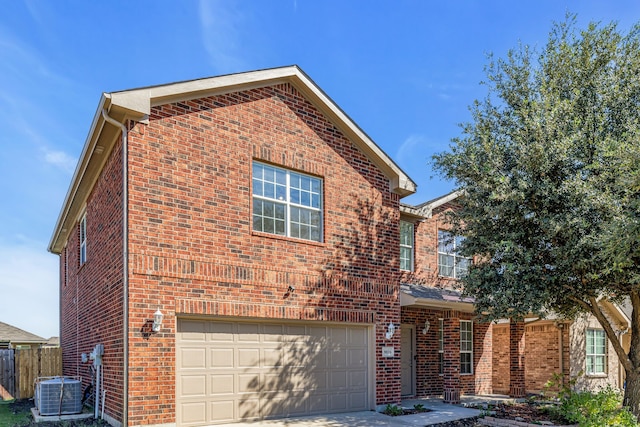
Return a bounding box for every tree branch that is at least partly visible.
[587,295,633,373]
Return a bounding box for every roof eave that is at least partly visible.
[400,292,475,313]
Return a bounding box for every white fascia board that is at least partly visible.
[48,95,110,253]
[419,190,464,217]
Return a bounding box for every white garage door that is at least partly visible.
[176,318,370,426]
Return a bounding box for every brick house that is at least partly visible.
[398,191,631,401]
[48,66,418,427]
[49,66,629,427]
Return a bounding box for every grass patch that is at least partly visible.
[0,401,31,427]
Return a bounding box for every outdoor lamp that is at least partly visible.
[385,322,398,339]
[152,308,164,332]
[422,320,430,335]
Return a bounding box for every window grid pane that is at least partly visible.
[586,329,606,375]
[460,321,473,374]
[438,319,444,375]
[400,221,414,272]
[438,230,471,278]
[253,162,322,242]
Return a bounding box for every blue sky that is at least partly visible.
[1,1,638,339]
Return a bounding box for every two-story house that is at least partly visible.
[398,191,631,401]
[49,66,630,427]
[49,66,418,427]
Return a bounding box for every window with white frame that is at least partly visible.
[438,318,444,375]
[586,329,607,375]
[460,320,473,374]
[252,162,322,242]
[400,221,414,271]
[79,214,87,266]
[438,230,471,278]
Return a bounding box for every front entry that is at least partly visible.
[400,324,415,396]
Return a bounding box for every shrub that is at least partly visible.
[554,385,638,427]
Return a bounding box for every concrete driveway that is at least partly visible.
[215,398,483,427]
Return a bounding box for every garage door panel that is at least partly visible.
[330,348,347,367]
[350,328,367,346]
[330,370,348,389]
[238,348,260,367]
[237,373,260,392]
[237,323,260,340]
[209,401,234,423]
[349,392,367,409]
[309,394,328,412]
[180,401,207,425]
[210,347,234,368]
[262,348,282,367]
[238,398,260,419]
[330,393,348,411]
[181,348,206,369]
[330,327,348,346]
[180,375,207,397]
[210,374,234,394]
[208,322,234,340]
[349,348,367,367]
[349,370,367,388]
[177,319,370,426]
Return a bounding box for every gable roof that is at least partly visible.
[48,65,416,254]
[0,322,46,344]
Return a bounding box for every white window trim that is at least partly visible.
[252,161,323,242]
[438,318,444,376]
[79,214,87,266]
[400,221,414,272]
[460,320,473,375]
[438,230,471,278]
[586,328,607,375]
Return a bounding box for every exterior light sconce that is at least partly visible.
[385,322,399,340]
[422,320,430,335]
[152,308,164,332]
[284,285,295,299]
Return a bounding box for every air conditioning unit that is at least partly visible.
[34,377,83,416]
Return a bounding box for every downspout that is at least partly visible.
[101,109,129,426]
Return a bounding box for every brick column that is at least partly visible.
[509,318,526,398]
[442,311,461,403]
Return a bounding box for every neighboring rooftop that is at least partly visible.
[0,321,47,346]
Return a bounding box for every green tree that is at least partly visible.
[433,15,640,416]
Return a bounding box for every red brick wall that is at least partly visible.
[59,138,125,424]
[124,83,402,425]
[401,202,460,288]
[401,308,492,397]
[525,323,564,393]
[492,325,510,394]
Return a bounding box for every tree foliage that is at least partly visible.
[433,15,640,413]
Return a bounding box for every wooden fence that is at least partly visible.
[0,348,62,400]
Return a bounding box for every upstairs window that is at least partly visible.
[438,230,471,278]
[400,221,414,271]
[79,214,87,266]
[586,329,607,375]
[252,162,323,242]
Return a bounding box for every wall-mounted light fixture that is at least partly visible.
[422,320,430,335]
[385,322,399,340]
[284,285,295,299]
[152,308,164,332]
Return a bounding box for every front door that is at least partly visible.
[400,324,415,396]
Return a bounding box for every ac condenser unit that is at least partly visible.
[34,377,83,416]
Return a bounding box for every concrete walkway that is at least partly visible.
[214,396,513,427]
